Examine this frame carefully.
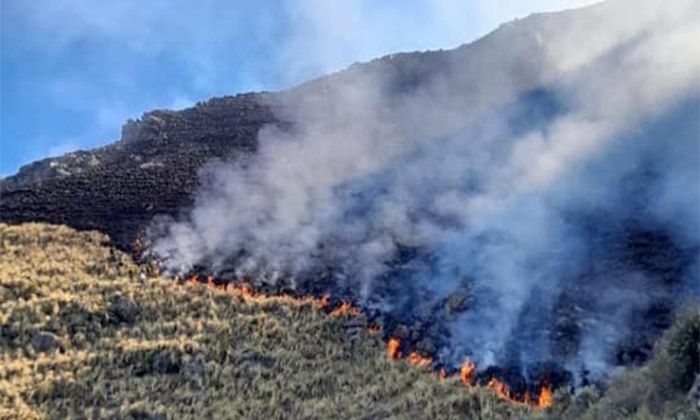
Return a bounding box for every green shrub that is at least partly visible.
[573,306,700,419]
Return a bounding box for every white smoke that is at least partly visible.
[151,0,700,379]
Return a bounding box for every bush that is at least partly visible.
[569,306,700,419]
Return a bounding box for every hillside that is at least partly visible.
[1,223,698,419]
[0,93,274,249]
[1,0,699,417]
[0,0,619,250]
[0,223,532,419]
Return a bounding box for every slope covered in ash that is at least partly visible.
[0,93,274,248]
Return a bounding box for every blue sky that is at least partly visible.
[0,0,596,176]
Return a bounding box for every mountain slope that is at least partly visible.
[0,223,531,419]
[0,0,622,249]
[1,224,698,418]
[0,93,274,249]
[1,0,698,408]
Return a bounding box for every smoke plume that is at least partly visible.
[150,0,700,382]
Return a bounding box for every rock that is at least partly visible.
[152,351,180,374]
[0,92,272,250]
[182,361,205,380]
[111,296,140,324]
[687,374,700,407]
[31,331,58,353]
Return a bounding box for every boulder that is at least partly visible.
[111,296,141,324]
[31,331,58,353]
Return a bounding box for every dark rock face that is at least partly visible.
[0,93,275,249]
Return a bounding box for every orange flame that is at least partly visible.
[329,300,361,317]
[183,277,366,316]
[487,377,511,400]
[318,294,331,309]
[459,360,476,386]
[185,275,199,287]
[407,351,433,368]
[387,338,401,359]
[173,275,556,410]
[537,385,553,409]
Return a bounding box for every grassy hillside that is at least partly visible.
[0,223,530,419]
[1,223,697,419]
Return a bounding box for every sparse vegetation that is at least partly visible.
[1,223,530,419]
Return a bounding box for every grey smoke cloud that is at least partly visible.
[151,0,700,379]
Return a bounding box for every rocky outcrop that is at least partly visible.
[0,93,276,249]
[1,150,102,190]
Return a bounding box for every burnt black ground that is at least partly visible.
[1,94,273,249]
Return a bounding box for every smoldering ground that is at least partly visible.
[149,0,700,385]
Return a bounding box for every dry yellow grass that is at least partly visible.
[3,223,697,419]
[0,223,530,419]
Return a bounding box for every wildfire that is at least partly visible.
[173,274,555,411]
[387,337,401,359]
[459,360,476,386]
[329,300,361,317]
[484,376,552,410]
[181,275,320,307]
[537,385,553,408]
[407,351,433,368]
[487,377,511,400]
[318,294,331,309]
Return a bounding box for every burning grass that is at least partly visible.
[0,223,529,419]
[384,337,554,410]
[1,223,697,419]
